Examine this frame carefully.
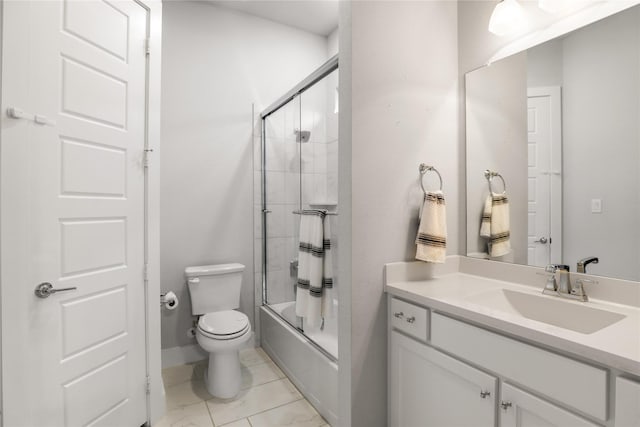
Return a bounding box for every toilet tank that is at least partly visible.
[185,263,245,315]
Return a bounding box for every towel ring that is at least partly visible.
[419,163,443,194]
[484,169,506,194]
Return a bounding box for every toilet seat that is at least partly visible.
[198,310,250,340]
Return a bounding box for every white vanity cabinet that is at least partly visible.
[389,330,497,427]
[387,295,628,427]
[430,312,608,421]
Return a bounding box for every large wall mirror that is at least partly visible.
[466,5,640,282]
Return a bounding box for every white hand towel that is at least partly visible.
[415,191,447,263]
[480,193,511,257]
[295,210,332,327]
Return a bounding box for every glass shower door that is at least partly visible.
[261,66,339,360]
[263,96,301,323]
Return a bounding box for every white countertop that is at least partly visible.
[385,271,640,376]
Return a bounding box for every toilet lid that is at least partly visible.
[198,310,250,339]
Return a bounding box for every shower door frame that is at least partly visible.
[260,55,338,362]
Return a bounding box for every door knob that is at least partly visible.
[534,237,548,244]
[34,282,77,298]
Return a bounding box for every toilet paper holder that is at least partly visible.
[160,291,179,309]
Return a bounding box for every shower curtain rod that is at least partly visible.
[260,54,339,119]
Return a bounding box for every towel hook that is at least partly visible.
[419,163,443,194]
[484,169,506,194]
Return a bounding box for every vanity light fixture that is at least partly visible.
[488,0,525,36]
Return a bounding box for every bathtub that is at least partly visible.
[260,302,338,426]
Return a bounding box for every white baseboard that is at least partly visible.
[161,332,257,369]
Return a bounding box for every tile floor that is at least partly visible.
[155,347,329,427]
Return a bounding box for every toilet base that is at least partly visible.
[204,349,242,399]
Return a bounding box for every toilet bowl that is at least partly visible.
[195,310,252,398]
[185,263,251,399]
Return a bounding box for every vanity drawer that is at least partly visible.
[431,313,608,421]
[390,298,428,341]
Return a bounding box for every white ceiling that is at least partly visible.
[210,0,339,36]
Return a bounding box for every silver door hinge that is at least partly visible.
[144,264,149,281]
[145,38,151,56]
[146,375,151,394]
[144,149,153,168]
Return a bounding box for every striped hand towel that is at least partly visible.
[480,195,492,238]
[480,193,511,257]
[295,210,333,327]
[415,191,447,263]
[321,215,334,319]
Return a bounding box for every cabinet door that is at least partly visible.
[389,330,496,427]
[500,383,600,427]
[615,377,640,427]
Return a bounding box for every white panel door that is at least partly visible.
[527,87,562,267]
[389,331,496,427]
[1,1,149,426]
[501,383,600,427]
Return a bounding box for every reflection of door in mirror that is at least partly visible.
[527,87,562,267]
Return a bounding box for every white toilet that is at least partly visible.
[185,263,252,399]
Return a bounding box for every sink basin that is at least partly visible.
[464,289,626,334]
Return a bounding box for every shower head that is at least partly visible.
[295,129,311,143]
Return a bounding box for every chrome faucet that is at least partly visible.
[543,264,571,294]
[556,265,571,294]
[577,257,599,273]
[542,264,593,302]
[290,258,299,277]
[542,264,570,294]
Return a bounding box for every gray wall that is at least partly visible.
[343,2,459,425]
[160,1,328,350]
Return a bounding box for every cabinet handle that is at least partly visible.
[500,401,512,410]
[406,316,416,323]
[394,311,404,319]
[480,390,491,399]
